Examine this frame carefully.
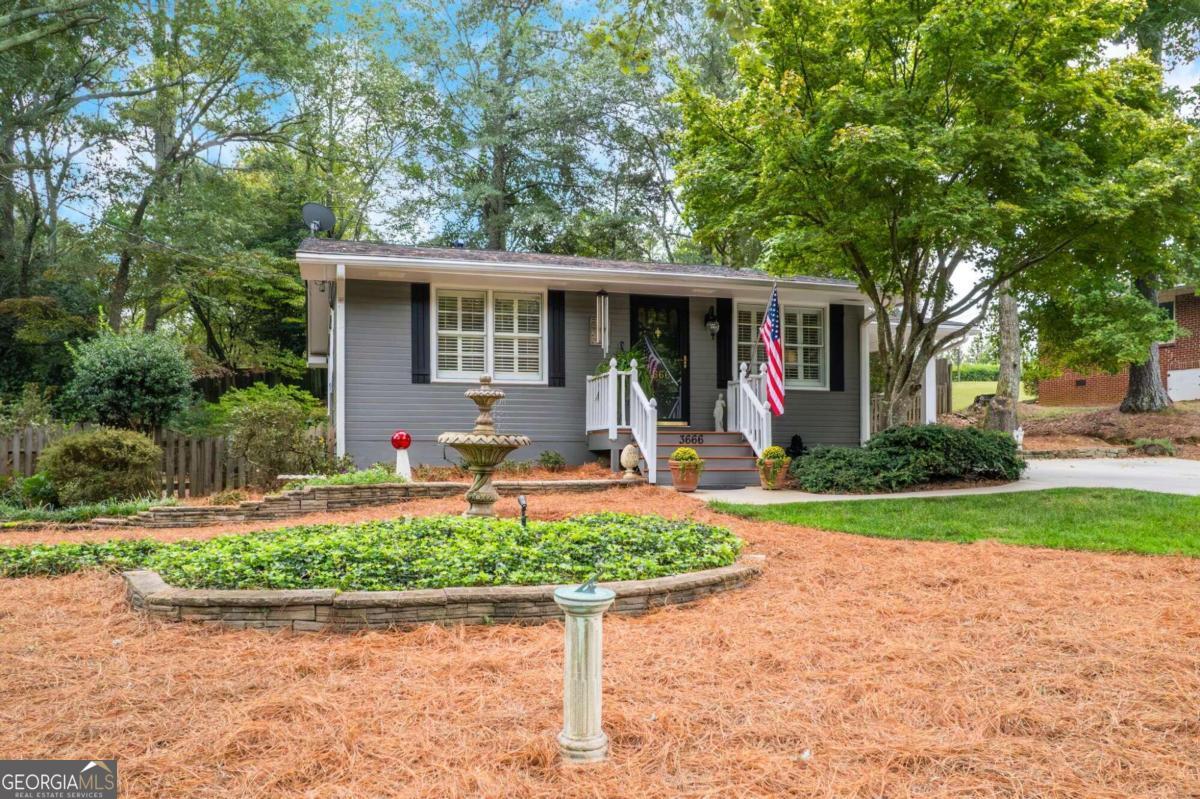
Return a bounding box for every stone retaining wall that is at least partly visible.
[97,478,641,529]
[123,557,763,632]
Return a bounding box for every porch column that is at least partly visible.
[859,314,873,443]
[923,357,938,424]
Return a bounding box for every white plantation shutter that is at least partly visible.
[435,290,487,379]
[493,293,542,380]
[737,303,825,387]
[798,310,823,384]
[432,288,545,382]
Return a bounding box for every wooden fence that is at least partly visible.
[869,358,953,435]
[1,425,257,498]
[936,358,953,416]
[870,395,925,434]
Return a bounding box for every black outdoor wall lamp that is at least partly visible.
[704,305,720,338]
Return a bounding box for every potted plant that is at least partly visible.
[668,446,704,492]
[756,445,791,490]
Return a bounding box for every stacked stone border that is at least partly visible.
[96,478,641,529]
[123,556,764,632]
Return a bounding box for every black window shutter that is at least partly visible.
[829,304,845,392]
[716,297,733,388]
[548,290,566,387]
[411,283,430,384]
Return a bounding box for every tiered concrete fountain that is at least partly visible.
[437,376,532,517]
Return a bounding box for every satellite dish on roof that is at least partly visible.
[302,203,336,236]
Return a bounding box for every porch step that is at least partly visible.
[649,429,760,488]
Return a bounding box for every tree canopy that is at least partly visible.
[676,0,1199,423]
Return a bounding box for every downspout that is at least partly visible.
[859,311,875,445]
[334,263,347,459]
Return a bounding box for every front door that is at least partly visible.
[631,295,690,424]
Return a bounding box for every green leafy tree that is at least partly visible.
[396,0,607,251]
[1105,0,1199,412]
[63,330,192,430]
[286,12,435,243]
[676,0,1197,426]
[100,0,321,332]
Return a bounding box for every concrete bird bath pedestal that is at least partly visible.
[437,376,532,517]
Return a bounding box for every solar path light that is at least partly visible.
[553,576,616,764]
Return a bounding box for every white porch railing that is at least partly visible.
[727,362,772,457]
[586,358,658,484]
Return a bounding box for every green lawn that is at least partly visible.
[951,380,1035,411]
[711,488,1200,557]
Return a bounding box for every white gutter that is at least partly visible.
[295,251,861,295]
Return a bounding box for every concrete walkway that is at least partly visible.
[689,458,1200,504]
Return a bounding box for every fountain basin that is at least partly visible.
[437,376,533,517]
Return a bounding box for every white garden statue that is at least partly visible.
[713,395,726,432]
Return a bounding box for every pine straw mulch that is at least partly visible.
[1023,402,1200,445]
[1,486,1199,798]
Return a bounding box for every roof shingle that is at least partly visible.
[296,238,857,289]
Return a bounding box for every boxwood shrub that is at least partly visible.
[0,513,743,589]
[38,428,162,505]
[789,424,1025,494]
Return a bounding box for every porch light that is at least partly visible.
[704,305,720,338]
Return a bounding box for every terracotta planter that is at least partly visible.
[669,460,703,492]
[757,457,791,490]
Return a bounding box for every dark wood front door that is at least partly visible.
[630,295,690,424]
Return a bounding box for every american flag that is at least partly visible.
[759,285,785,415]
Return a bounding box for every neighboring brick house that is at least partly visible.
[1038,287,1200,405]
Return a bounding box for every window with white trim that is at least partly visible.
[492,292,542,379]
[433,288,545,382]
[736,304,826,387]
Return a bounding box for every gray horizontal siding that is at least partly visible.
[770,303,863,448]
[343,281,864,468]
[344,280,605,467]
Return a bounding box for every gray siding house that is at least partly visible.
[297,239,939,486]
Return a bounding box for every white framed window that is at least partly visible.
[433,287,546,383]
[735,302,827,388]
[492,292,542,380]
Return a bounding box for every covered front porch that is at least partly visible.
[581,289,869,486]
[582,298,955,485]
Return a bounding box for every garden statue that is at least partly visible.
[619,443,640,481]
[437,376,532,517]
[390,429,413,480]
[713,395,726,432]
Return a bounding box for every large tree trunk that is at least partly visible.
[876,340,934,430]
[1120,276,1172,413]
[985,282,1021,433]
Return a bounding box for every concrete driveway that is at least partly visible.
[690,457,1200,504]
